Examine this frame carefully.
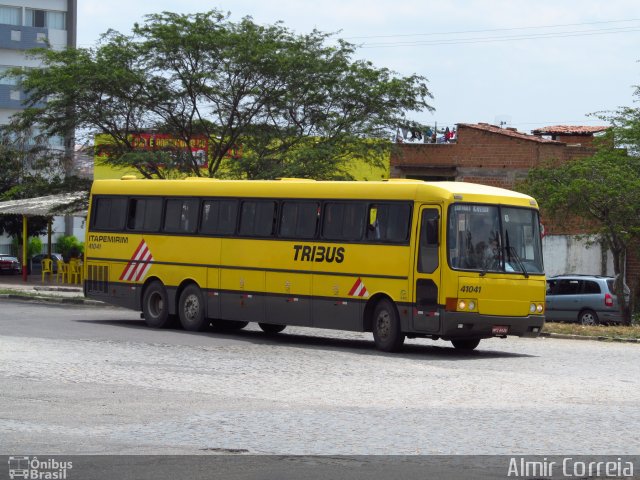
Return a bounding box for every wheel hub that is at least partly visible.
[376,311,391,339]
[184,294,200,320]
[149,292,163,318]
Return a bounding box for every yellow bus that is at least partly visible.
[84,178,545,351]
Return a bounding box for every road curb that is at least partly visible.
[0,292,105,306]
[539,332,640,344]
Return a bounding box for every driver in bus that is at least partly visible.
[465,216,500,270]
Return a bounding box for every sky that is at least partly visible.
[76,0,640,134]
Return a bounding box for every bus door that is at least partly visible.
[413,206,442,333]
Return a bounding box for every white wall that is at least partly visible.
[0,215,86,254]
[543,234,613,277]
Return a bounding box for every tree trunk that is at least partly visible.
[611,245,631,325]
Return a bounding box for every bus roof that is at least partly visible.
[90,178,537,208]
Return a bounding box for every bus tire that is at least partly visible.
[142,281,171,328]
[451,338,481,351]
[259,323,286,334]
[372,299,405,352]
[178,284,208,331]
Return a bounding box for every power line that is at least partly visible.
[358,25,640,48]
[344,17,640,40]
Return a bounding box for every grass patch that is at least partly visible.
[543,322,640,339]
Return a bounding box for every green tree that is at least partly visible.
[0,134,91,244]
[9,10,433,180]
[521,132,640,324]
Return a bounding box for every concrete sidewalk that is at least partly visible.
[0,272,100,304]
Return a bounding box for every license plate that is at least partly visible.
[492,325,509,335]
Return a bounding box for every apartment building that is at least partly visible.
[0,1,80,255]
[0,1,76,123]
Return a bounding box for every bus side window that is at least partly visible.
[280,201,319,239]
[418,209,439,273]
[367,205,380,240]
[367,203,411,243]
[239,200,277,237]
[92,196,127,231]
[163,198,199,233]
[322,202,366,241]
[200,199,238,235]
[127,198,162,232]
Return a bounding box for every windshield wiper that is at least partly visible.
[505,230,528,278]
[506,246,529,278]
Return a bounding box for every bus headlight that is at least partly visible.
[530,303,544,314]
[457,299,477,311]
[536,303,544,313]
[445,298,478,312]
[530,303,536,314]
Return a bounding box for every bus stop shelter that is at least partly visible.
[0,192,88,281]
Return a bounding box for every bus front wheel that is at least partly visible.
[451,338,481,351]
[372,299,405,352]
[143,281,171,328]
[178,284,208,331]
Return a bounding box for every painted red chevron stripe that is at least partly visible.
[348,277,369,298]
[119,239,154,282]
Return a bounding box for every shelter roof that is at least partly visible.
[0,192,88,217]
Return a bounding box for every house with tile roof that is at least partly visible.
[390,122,600,188]
[531,125,609,146]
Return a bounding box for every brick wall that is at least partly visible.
[391,125,598,183]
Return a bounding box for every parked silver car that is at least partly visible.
[545,275,630,325]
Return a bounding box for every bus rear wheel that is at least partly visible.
[178,284,208,331]
[143,281,171,328]
[451,338,481,351]
[259,323,286,334]
[372,299,405,352]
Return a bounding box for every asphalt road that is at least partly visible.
[1,298,639,456]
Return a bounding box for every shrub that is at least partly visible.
[56,235,84,261]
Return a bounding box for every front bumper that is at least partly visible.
[440,311,545,340]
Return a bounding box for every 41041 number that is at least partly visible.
[460,285,482,294]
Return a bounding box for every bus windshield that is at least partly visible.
[447,204,544,274]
